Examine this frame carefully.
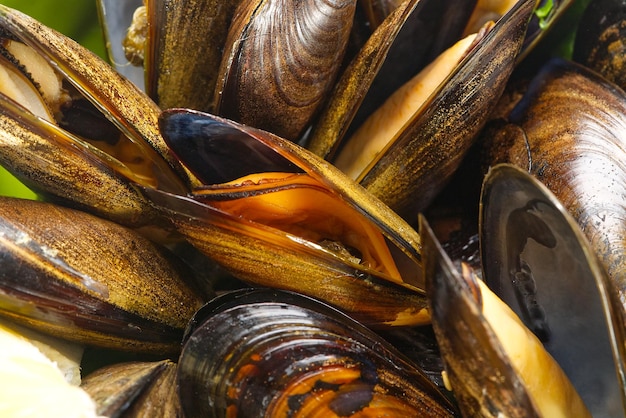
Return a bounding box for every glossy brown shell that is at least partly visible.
[145,0,240,111]
[485,58,626,324]
[177,289,458,417]
[0,197,203,353]
[214,0,357,141]
[357,0,534,218]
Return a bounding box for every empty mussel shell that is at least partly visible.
[177,288,458,417]
[482,57,626,333]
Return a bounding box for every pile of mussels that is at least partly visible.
[0,0,624,416]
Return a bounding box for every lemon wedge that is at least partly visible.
[0,320,100,418]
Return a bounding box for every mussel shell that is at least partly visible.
[81,360,179,417]
[307,0,477,160]
[0,5,193,192]
[480,164,626,416]
[485,58,626,328]
[574,0,626,90]
[0,197,204,353]
[160,109,423,271]
[143,185,429,328]
[144,0,240,111]
[421,214,540,416]
[148,109,432,327]
[0,93,157,227]
[213,0,357,141]
[357,0,534,217]
[177,289,457,417]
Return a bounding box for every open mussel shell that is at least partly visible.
[307,0,476,160]
[480,164,626,416]
[144,109,430,327]
[0,197,204,354]
[81,360,179,417]
[422,214,540,416]
[142,185,428,327]
[347,0,534,217]
[159,109,422,269]
[0,5,197,226]
[483,57,626,329]
[422,211,595,417]
[0,92,158,227]
[177,288,458,417]
[0,5,189,186]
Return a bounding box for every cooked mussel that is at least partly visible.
[482,57,626,327]
[478,164,626,416]
[177,288,458,417]
[309,0,535,218]
[143,109,429,327]
[0,196,204,354]
[421,169,620,417]
[0,5,196,226]
[307,0,477,162]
